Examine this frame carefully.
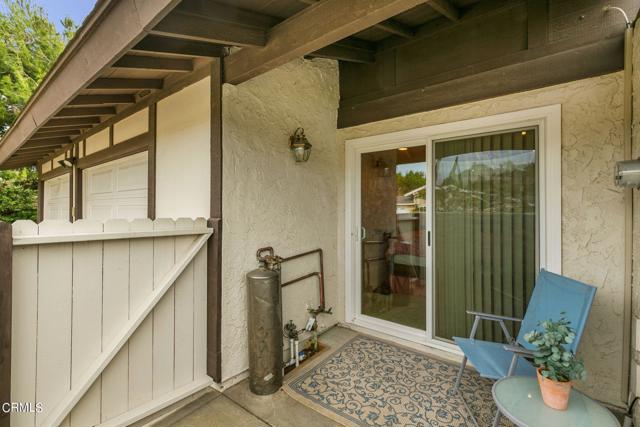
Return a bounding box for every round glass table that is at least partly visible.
[492,376,620,427]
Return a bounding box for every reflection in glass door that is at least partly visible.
[433,128,538,343]
[360,146,427,331]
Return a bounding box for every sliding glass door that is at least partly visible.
[360,146,427,331]
[433,128,538,342]
[353,126,539,348]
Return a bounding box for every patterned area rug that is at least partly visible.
[283,335,513,427]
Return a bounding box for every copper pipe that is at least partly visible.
[280,249,325,309]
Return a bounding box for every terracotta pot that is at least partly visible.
[536,368,572,410]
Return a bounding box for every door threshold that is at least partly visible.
[339,321,464,364]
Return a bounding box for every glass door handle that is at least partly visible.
[427,231,431,246]
[361,226,367,241]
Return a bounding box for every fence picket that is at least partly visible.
[174,218,195,388]
[128,219,154,409]
[102,220,131,421]
[11,221,38,427]
[152,219,176,398]
[69,220,104,427]
[193,217,208,379]
[35,221,73,427]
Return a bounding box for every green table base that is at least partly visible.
[492,376,620,427]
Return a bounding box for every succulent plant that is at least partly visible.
[524,314,586,383]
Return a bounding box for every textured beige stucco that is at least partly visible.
[221,59,340,381]
[632,26,640,420]
[338,72,626,405]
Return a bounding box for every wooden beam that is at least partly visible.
[132,35,227,58]
[8,152,48,161]
[296,0,415,38]
[224,0,429,85]
[39,125,94,133]
[88,78,164,90]
[0,222,10,427]
[312,44,375,63]
[13,147,60,157]
[37,173,44,221]
[32,129,81,139]
[69,94,136,106]
[177,0,279,29]
[113,55,193,72]
[55,107,117,118]
[151,9,266,47]
[429,0,460,22]
[148,104,157,220]
[376,19,415,38]
[74,143,82,220]
[42,117,101,128]
[0,0,181,166]
[338,37,623,128]
[77,132,150,170]
[208,58,222,382]
[22,137,72,149]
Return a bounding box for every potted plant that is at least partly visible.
[523,315,586,410]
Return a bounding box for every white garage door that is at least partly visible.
[83,152,148,220]
[43,173,70,220]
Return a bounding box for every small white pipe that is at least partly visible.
[294,340,300,367]
[289,339,294,361]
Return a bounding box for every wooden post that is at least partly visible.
[148,104,157,220]
[207,57,223,382]
[37,171,44,223]
[0,221,12,427]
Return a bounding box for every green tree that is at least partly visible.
[0,0,76,221]
[0,167,37,222]
[396,170,426,196]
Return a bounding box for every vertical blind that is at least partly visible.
[434,129,537,342]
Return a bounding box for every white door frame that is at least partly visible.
[344,105,562,354]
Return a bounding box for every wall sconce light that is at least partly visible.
[375,158,391,177]
[289,127,312,162]
[58,156,76,169]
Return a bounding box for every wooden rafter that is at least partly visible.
[429,0,459,22]
[22,137,71,149]
[88,78,164,90]
[31,130,81,139]
[151,3,267,46]
[69,94,136,106]
[225,0,431,85]
[132,35,227,58]
[311,38,377,63]
[375,19,415,38]
[55,107,117,118]
[42,117,101,128]
[112,55,193,72]
[295,0,416,38]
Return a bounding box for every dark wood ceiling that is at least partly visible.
[2,0,478,169]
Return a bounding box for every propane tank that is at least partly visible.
[247,247,284,395]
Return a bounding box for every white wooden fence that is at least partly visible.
[10,218,213,427]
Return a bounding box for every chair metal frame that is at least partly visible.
[453,310,536,427]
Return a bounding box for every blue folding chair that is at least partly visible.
[453,269,596,426]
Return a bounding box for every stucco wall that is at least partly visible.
[632,26,640,421]
[156,78,211,219]
[221,59,340,381]
[337,72,626,405]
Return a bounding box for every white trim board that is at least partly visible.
[344,104,562,350]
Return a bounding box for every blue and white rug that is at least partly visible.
[284,335,512,427]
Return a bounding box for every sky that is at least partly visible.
[1,0,96,33]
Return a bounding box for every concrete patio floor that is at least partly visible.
[143,326,359,427]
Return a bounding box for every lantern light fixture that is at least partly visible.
[58,156,77,169]
[289,127,312,162]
